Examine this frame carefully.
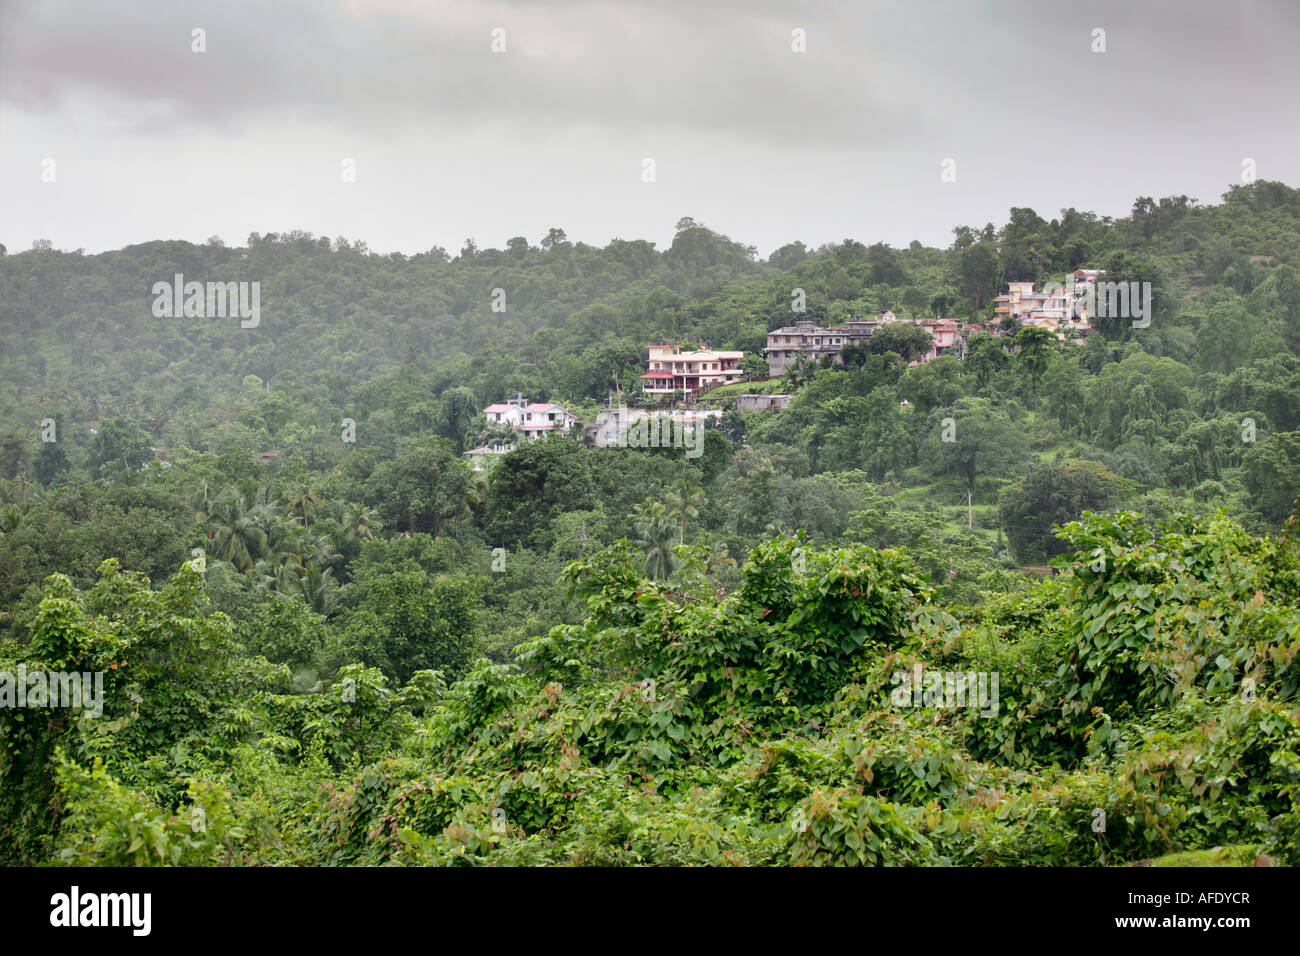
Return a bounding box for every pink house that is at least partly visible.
[482,394,576,440]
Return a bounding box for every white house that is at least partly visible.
[482,394,576,440]
[640,342,745,396]
[464,441,516,471]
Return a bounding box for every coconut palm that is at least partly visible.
[784,353,818,388]
[764,518,795,539]
[633,500,678,580]
[330,500,381,565]
[208,494,269,572]
[283,481,325,532]
[455,471,490,535]
[189,480,217,521]
[248,558,299,598]
[668,479,703,545]
[262,515,306,569]
[0,503,29,535]
[299,530,342,570]
[704,539,737,576]
[293,563,339,617]
[475,420,518,449]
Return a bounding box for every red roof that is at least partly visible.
[640,370,676,379]
[484,404,511,413]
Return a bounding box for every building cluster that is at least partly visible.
[764,312,968,375]
[467,270,1107,467]
[992,268,1105,337]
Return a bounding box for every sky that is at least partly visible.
[2,0,1298,258]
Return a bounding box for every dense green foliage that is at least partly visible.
[3,182,1300,865]
[3,513,1298,866]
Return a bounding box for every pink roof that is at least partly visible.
[641,370,676,378]
[484,404,511,413]
[527,402,561,411]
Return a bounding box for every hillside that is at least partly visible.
[2,182,1300,867]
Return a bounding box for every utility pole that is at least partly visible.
[968,487,973,530]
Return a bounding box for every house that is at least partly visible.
[915,319,967,362]
[464,441,516,471]
[993,270,1103,339]
[764,318,876,375]
[735,394,792,413]
[640,342,744,396]
[587,402,722,447]
[766,315,977,373]
[482,394,576,439]
[993,281,1070,323]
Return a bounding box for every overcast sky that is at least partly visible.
[2,0,1297,257]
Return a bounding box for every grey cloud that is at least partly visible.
[0,0,935,144]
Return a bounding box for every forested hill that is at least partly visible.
[0,219,771,432]
[3,181,1300,458]
[3,182,1300,868]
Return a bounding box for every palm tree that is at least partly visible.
[243,558,301,602]
[764,518,795,539]
[704,539,737,576]
[475,420,517,450]
[208,494,269,572]
[0,503,29,535]
[331,501,381,564]
[455,472,489,536]
[206,484,281,571]
[293,563,339,617]
[189,479,217,520]
[668,479,702,545]
[784,353,818,388]
[262,515,306,569]
[634,500,678,580]
[283,482,324,532]
[299,531,342,570]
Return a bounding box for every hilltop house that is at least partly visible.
[913,319,966,362]
[764,319,877,375]
[482,394,576,439]
[993,269,1104,338]
[640,342,744,397]
[765,315,972,373]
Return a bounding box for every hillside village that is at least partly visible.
[6,180,1300,877]
[466,270,1110,468]
[6,0,1299,885]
